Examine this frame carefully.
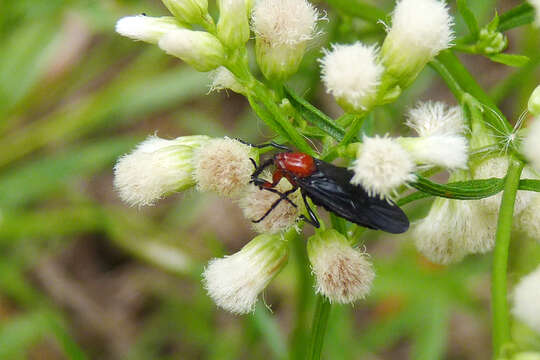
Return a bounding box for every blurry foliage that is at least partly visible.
[1,0,540,359]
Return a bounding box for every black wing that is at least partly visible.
[295,159,409,234]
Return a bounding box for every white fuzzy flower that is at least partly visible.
[192,138,254,198]
[320,43,383,112]
[523,119,540,172]
[517,194,540,241]
[238,177,301,233]
[382,0,454,86]
[202,233,288,314]
[513,264,540,333]
[114,135,210,206]
[158,29,226,72]
[252,0,322,79]
[115,15,183,44]
[307,229,374,304]
[161,0,209,25]
[350,136,416,199]
[209,67,246,94]
[406,101,465,137]
[398,135,469,170]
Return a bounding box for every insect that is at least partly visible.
[238,140,410,234]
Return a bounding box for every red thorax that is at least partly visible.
[260,152,315,188]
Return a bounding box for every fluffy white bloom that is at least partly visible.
[114,135,210,206]
[473,157,535,215]
[406,101,465,137]
[209,67,246,94]
[398,135,469,170]
[382,0,454,86]
[252,0,322,79]
[238,177,301,233]
[320,43,383,112]
[158,29,226,72]
[192,137,254,198]
[350,136,416,198]
[162,0,209,25]
[523,119,540,172]
[517,194,540,241]
[513,265,540,333]
[202,233,288,314]
[307,230,374,304]
[115,16,182,44]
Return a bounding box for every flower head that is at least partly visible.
[528,86,540,116]
[217,0,250,48]
[161,0,209,25]
[517,194,540,241]
[406,101,465,137]
[530,0,540,27]
[320,43,383,112]
[513,265,540,333]
[158,29,226,72]
[202,233,288,314]
[192,137,254,198]
[252,0,322,80]
[114,135,210,206]
[238,177,301,233]
[382,0,454,87]
[398,135,469,170]
[523,119,540,172]
[115,15,183,44]
[307,229,375,304]
[350,136,416,199]
[209,67,246,95]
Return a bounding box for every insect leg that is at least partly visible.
[299,190,320,228]
[251,158,274,181]
[235,138,292,152]
[252,187,298,223]
[259,187,297,207]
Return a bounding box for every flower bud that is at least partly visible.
[523,119,540,172]
[158,29,226,72]
[476,27,507,55]
[307,229,374,304]
[115,15,183,44]
[381,0,454,88]
[320,43,383,112]
[252,0,321,80]
[238,177,301,233]
[397,135,469,170]
[350,136,416,199]
[209,67,247,95]
[405,101,465,137]
[161,0,209,25]
[202,233,288,314]
[528,86,540,116]
[513,265,540,333]
[192,137,254,198]
[114,135,210,206]
[217,0,250,48]
[531,0,540,27]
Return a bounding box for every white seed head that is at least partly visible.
[202,233,288,314]
[307,229,374,304]
[350,136,416,199]
[209,67,246,94]
[238,177,301,234]
[398,135,469,170]
[161,0,209,25]
[474,157,535,215]
[320,43,383,112]
[115,16,183,44]
[158,29,226,72]
[382,0,454,86]
[193,137,254,198]
[406,101,465,137]
[517,194,540,241]
[114,135,210,206]
[252,0,320,46]
[513,265,540,333]
[523,119,540,172]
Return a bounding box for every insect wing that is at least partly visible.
[298,160,409,234]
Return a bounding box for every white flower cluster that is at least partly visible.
[513,265,540,334]
[350,101,468,199]
[320,0,454,113]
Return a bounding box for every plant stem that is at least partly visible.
[308,296,331,360]
[491,158,524,359]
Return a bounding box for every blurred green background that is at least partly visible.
[1,0,540,359]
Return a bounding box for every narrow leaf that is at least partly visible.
[498,3,535,32]
[488,53,530,67]
[457,0,479,38]
[410,176,504,200]
[519,179,540,192]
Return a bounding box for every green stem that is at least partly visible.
[491,159,524,359]
[308,296,331,360]
[339,113,366,146]
[323,0,386,23]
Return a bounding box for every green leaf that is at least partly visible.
[519,179,540,192]
[457,0,480,38]
[411,176,504,200]
[498,3,535,32]
[488,53,530,67]
[284,87,346,142]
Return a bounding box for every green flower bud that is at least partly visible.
[476,28,507,55]
[162,0,209,26]
[528,85,540,116]
[217,0,250,49]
